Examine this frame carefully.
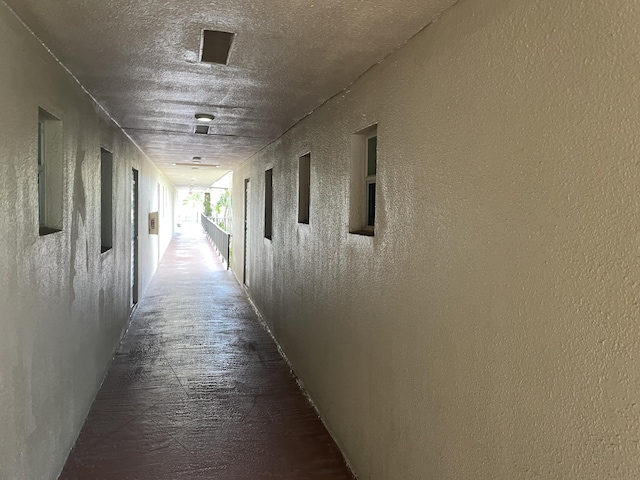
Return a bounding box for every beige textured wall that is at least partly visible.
[232,0,640,478]
[0,4,175,479]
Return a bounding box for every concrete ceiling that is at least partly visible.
[4,0,456,190]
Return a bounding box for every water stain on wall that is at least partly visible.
[68,146,87,303]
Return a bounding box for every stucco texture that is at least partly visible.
[232,0,640,478]
[0,4,175,479]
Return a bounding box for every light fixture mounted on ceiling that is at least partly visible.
[192,157,202,164]
[195,113,215,122]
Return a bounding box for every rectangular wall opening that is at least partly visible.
[100,148,113,253]
[298,153,310,224]
[349,124,377,236]
[365,134,377,228]
[264,168,273,240]
[38,108,63,236]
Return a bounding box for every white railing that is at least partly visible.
[201,214,231,269]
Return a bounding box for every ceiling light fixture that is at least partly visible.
[192,157,202,164]
[195,113,215,122]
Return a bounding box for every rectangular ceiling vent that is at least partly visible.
[201,30,234,65]
[194,125,210,135]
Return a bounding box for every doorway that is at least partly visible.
[131,168,139,308]
[243,178,250,286]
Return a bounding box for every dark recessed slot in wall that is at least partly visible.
[194,125,210,134]
[264,168,273,240]
[100,148,113,253]
[298,153,310,224]
[201,30,234,65]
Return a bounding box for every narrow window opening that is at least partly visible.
[37,120,45,227]
[201,30,235,65]
[101,148,113,253]
[366,182,376,227]
[38,108,63,236]
[264,168,273,240]
[298,153,310,224]
[365,134,377,228]
[349,124,377,236]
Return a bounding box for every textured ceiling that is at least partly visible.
[4,0,456,189]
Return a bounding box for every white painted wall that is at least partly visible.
[0,4,176,479]
[232,1,640,478]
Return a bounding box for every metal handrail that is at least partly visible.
[200,214,231,269]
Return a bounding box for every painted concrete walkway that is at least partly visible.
[59,224,354,480]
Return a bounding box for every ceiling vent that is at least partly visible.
[194,125,210,134]
[201,30,234,65]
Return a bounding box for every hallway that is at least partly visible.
[58,224,354,480]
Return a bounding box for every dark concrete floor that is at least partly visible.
[59,224,354,480]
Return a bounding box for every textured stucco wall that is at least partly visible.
[0,4,176,479]
[232,0,640,478]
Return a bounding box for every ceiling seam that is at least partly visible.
[0,0,154,165]
[236,0,462,170]
[123,128,273,140]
